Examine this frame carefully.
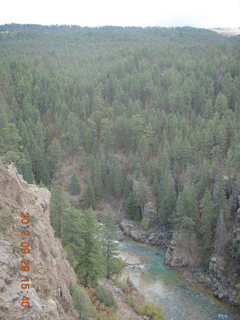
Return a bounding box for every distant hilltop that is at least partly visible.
[211,28,240,36]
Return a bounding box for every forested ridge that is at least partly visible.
[1,24,240,270]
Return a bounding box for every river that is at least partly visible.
[118,240,239,320]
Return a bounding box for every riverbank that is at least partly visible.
[119,219,240,308]
[101,278,144,320]
[117,240,238,320]
[119,219,171,247]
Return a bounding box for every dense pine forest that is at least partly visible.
[1,24,240,297]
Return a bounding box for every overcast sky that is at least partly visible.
[0,0,239,29]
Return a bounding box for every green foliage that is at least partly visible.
[140,220,149,229]
[134,175,150,209]
[213,179,230,217]
[108,257,125,277]
[18,150,34,183]
[1,25,240,267]
[85,177,96,209]
[200,188,215,259]
[156,167,176,225]
[50,192,104,287]
[102,210,124,279]
[0,123,25,165]
[0,207,15,232]
[31,214,39,226]
[94,284,117,309]
[101,118,114,156]
[76,208,104,287]
[232,243,240,261]
[98,314,120,320]
[69,171,80,195]
[175,185,198,231]
[50,185,70,238]
[47,138,63,176]
[236,283,240,303]
[62,207,83,267]
[0,123,21,153]
[50,248,57,258]
[71,284,97,320]
[124,191,141,220]
[138,303,165,320]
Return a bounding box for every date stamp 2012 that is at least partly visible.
[20,212,31,308]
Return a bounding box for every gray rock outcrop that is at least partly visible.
[164,230,200,268]
[119,219,171,247]
[119,219,147,243]
[142,202,157,226]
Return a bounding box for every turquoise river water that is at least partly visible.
[118,241,239,320]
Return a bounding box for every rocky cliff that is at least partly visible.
[119,178,240,306]
[164,212,240,305]
[119,219,171,247]
[164,230,200,268]
[0,160,79,320]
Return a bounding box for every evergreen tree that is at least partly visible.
[101,118,114,157]
[157,168,176,225]
[69,171,81,195]
[85,178,96,209]
[0,123,24,164]
[213,178,230,217]
[1,26,240,269]
[0,104,8,133]
[175,184,198,231]
[93,158,104,199]
[103,210,124,279]
[134,174,149,210]
[62,207,83,267]
[200,188,215,258]
[124,191,141,220]
[47,138,63,176]
[18,149,35,183]
[214,92,228,115]
[76,208,104,286]
[50,186,70,238]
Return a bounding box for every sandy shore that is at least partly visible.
[117,248,145,265]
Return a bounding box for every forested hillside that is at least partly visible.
[1,25,240,272]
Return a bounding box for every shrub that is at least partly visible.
[31,214,39,226]
[71,284,97,320]
[50,248,57,258]
[98,314,120,320]
[236,283,240,302]
[140,220,149,229]
[138,303,165,320]
[37,182,49,190]
[0,207,15,232]
[108,257,125,278]
[94,285,117,309]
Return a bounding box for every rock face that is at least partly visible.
[0,161,78,320]
[142,202,157,226]
[185,254,238,304]
[119,219,171,247]
[183,207,240,305]
[119,219,147,243]
[231,208,240,259]
[164,230,200,268]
